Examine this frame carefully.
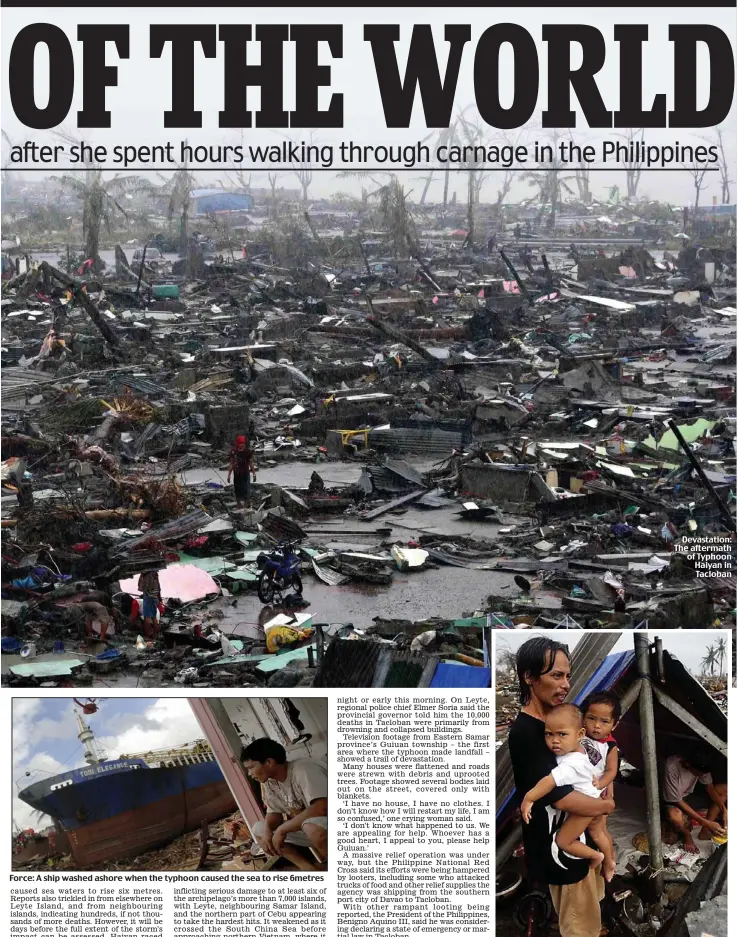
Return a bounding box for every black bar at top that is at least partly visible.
[1,0,735,7]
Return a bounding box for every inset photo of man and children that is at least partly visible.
[495,630,728,937]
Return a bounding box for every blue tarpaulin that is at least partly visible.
[573,651,634,706]
[430,662,491,689]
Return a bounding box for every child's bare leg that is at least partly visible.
[589,815,616,881]
[665,805,699,853]
[555,814,605,869]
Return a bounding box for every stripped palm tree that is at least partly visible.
[51,171,151,273]
[523,165,577,231]
[50,128,152,272]
[158,147,198,256]
[714,636,727,678]
[1,129,18,199]
[701,645,718,676]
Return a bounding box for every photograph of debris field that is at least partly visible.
[1,158,735,689]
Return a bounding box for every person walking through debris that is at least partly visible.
[65,600,117,643]
[138,566,162,641]
[662,752,727,854]
[509,637,614,937]
[242,738,328,871]
[227,435,256,508]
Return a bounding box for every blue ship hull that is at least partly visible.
[19,758,236,865]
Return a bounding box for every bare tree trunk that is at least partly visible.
[549,175,558,231]
[576,169,590,203]
[420,172,434,205]
[86,217,101,272]
[268,174,279,218]
[467,174,475,247]
[179,206,189,256]
[442,168,450,208]
[473,171,484,204]
[716,131,731,204]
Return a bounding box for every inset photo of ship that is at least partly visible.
[12,696,328,872]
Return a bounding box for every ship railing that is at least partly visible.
[154,752,217,768]
[120,741,214,767]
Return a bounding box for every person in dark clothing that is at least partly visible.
[508,637,613,937]
[138,567,162,641]
[227,435,256,508]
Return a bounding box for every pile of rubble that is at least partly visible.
[2,232,735,685]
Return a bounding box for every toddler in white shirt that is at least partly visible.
[521,701,618,880]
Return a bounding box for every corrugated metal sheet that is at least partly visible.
[366,466,417,494]
[1,368,59,391]
[260,511,306,543]
[313,640,382,687]
[368,427,463,455]
[111,508,211,555]
[382,458,426,487]
[311,558,349,586]
[424,547,492,569]
[111,375,171,397]
[393,417,473,445]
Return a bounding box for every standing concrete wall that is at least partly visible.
[460,463,557,503]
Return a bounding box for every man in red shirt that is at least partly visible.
[227,435,257,508]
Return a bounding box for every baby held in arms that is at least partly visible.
[521,700,619,882]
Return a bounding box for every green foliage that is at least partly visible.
[51,172,151,270]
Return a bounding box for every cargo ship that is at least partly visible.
[17,705,236,866]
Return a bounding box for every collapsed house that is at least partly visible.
[1,201,736,685]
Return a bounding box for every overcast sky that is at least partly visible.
[2,7,735,203]
[495,629,731,679]
[12,698,202,831]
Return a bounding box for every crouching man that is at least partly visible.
[242,738,328,870]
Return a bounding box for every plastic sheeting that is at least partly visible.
[430,662,491,689]
[572,650,634,706]
[119,564,220,602]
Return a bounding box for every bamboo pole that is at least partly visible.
[651,685,727,756]
[634,632,664,893]
[616,675,641,720]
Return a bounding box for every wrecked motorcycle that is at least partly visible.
[256,541,303,604]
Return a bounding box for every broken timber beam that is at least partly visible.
[651,685,727,756]
[666,418,735,531]
[365,296,440,366]
[1,508,150,528]
[39,261,119,346]
[498,249,530,301]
